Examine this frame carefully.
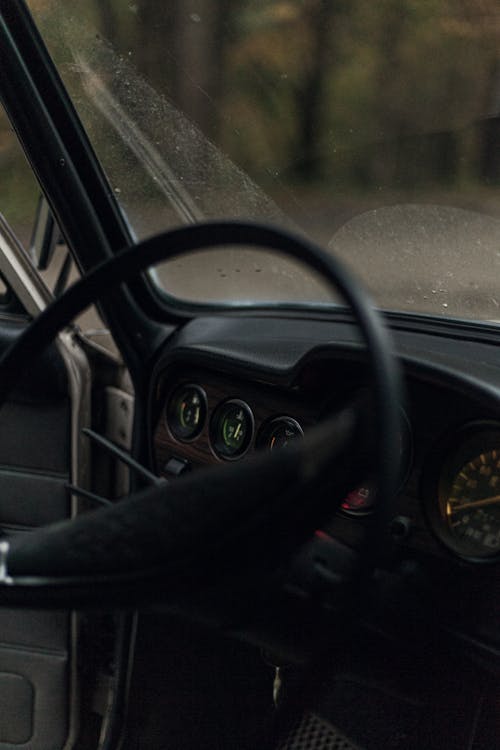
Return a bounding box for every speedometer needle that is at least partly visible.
[451,494,500,512]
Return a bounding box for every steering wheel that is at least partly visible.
[0,222,403,631]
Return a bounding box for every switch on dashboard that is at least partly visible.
[163,456,191,478]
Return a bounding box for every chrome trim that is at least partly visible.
[0,214,52,314]
[57,331,91,750]
[104,387,135,498]
[0,541,12,585]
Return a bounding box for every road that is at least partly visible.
[152,200,500,322]
[27,192,500,327]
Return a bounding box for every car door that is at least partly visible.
[0,108,133,749]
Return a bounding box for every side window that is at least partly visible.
[1,103,75,301]
[0,105,39,249]
[0,104,112,346]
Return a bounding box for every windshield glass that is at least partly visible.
[28,1,500,319]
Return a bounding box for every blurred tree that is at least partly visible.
[96,2,118,46]
[478,57,500,184]
[133,0,240,140]
[28,0,500,198]
[292,0,340,181]
[448,0,500,183]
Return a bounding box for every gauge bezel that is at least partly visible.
[256,415,303,452]
[340,480,377,517]
[166,383,207,443]
[210,399,254,460]
[422,420,500,564]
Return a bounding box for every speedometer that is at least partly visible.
[426,423,500,561]
[441,450,500,558]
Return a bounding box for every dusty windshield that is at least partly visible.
[28,1,500,319]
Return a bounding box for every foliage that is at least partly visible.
[5,0,500,248]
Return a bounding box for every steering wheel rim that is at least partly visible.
[0,221,403,609]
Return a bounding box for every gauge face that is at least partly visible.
[341,481,376,516]
[211,400,254,459]
[167,385,207,441]
[425,423,500,562]
[258,417,303,452]
[440,449,500,559]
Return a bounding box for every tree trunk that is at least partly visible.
[294,1,336,181]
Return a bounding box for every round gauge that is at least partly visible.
[341,480,376,516]
[258,416,303,452]
[425,423,500,561]
[340,409,412,517]
[167,384,207,441]
[443,452,500,558]
[211,400,254,459]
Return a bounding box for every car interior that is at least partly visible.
[0,2,498,750]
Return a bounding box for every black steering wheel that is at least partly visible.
[0,222,403,628]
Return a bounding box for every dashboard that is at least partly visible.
[149,312,500,658]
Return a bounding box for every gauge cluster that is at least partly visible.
[152,363,500,566]
[153,367,319,477]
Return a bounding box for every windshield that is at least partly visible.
[28,1,500,320]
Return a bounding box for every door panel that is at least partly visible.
[0,400,70,472]
[0,650,68,749]
[0,470,69,528]
[0,609,68,651]
[0,326,88,749]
